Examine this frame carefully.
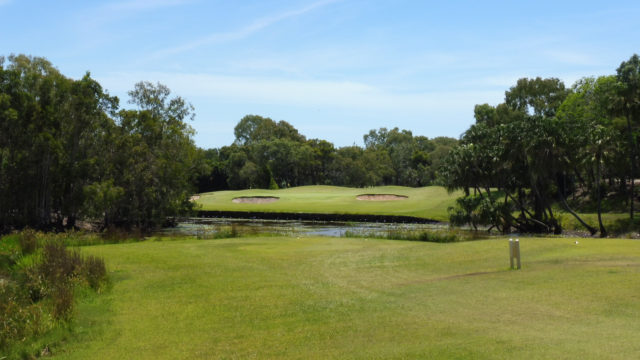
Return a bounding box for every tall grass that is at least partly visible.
[195,224,243,239]
[193,223,293,240]
[1,230,109,357]
[342,228,471,243]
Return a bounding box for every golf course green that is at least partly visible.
[195,185,460,221]
[52,235,640,359]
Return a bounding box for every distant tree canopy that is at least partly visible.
[441,54,640,236]
[197,115,457,191]
[0,55,203,232]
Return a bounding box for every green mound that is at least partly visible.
[196,185,459,221]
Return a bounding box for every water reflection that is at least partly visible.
[161,217,449,238]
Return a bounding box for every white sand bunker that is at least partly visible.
[356,194,408,201]
[189,195,200,201]
[232,196,280,204]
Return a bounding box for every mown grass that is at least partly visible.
[52,235,640,359]
[196,185,460,221]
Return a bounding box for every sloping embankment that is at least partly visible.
[196,210,440,224]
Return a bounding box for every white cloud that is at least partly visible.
[151,0,341,58]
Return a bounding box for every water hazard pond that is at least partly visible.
[160,217,450,238]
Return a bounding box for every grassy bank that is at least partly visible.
[196,185,459,221]
[53,235,640,359]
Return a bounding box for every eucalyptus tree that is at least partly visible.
[0,55,118,231]
[329,146,369,187]
[234,114,305,145]
[307,139,335,185]
[505,77,569,117]
[98,81,201,230]
[615,54,640,219]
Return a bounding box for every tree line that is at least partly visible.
[196,115,457,191]
[0,55,204,233]
[441,54,640,236]
[0,54,456,233]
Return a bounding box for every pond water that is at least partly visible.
[160,217,450,238]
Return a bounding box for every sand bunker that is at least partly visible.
[232,196,280,204]
[356,194,408,201]
[189,195,201,201]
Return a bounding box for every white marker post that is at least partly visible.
[509,238,521,270]
[509,239,514,269]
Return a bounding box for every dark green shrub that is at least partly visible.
[84,255,107,291]
[23,265,47,303]
[269,175,279,190]
[51,283,74,321]
[39,242,83,283]
[19,229,38,255]
[416,231,459,243]
[606,217,640,236]
[0,253,17,274]
[1,230,110,355]
[0,280,44,350]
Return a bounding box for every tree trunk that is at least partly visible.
[596,152,607,237]
[626,112,635,220]
[559,194,597,235]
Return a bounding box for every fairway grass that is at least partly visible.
[54,236,640,359]
[196,185,460,221]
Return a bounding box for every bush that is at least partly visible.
[606,217,640,236]
[0,280,45,350]
[1,230,111,355]
[269,176,279,190]
[19,229,38,255]
[51,283,74,321]
[84,255,107,291]
[40,242,83,283]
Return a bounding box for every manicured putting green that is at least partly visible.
[196,185,459,221]
[57,236,640,359]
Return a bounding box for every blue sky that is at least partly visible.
[1,0,639,148]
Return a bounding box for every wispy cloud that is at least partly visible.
[0,0,12,6]
[97,71,502,115]
[151,0,340,58]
